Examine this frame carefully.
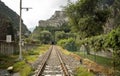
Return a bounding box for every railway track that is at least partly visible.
[35,46,53,76]
[34,45,80,76]
[56,47,70,76]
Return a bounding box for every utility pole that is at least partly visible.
[19,0,32,60]
[19,0,22,60]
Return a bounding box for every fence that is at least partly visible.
[0,40,40,55]
[80,45,112,58]
[90,51,112,58]
[0,40,18,55]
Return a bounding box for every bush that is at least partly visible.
[106,27,120,71]
[13,61,32,76]
[57,38,77,51]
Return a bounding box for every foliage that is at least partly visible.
[59,22,71,33]
[38,31,52,44]
[75,66,94,76]
[31,22,71,43]
[55,31,67,41]
[24,38,40,44]
[64,0,110,38]
[13,61,26,72]
[13,61,32,76]
[0,55,17,69]
[105,27,120,71]
[106,27,120,50]
[31,20,73,44]
[55,31,75,41]
[57,38,77,51]
[20,64,32,76]
[78,35,107,52]
[77,27,120,74]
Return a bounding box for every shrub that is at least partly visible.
[57,38,77,51]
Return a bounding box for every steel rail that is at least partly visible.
[35,46,71,76]
[35,46,53,76]
[56,48,71,76]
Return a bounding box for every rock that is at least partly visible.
[7,66,13,71]
[38,11,68,27]
[0,69,10,76]
[7,66,13,73]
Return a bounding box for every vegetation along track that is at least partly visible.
[34,45,80,76]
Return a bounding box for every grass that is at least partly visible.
[0,55,18,69]
[75,66,94,76]
[23,45,50,63]
[20,64,32,76]
[13,61,32,76]
[74,52,113,67]
[0,45,50,76]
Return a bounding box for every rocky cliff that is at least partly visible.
[38,11,68,27]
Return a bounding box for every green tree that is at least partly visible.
[55,31,76,41]
[65,0,110,38]
[38,31,52,44]
[55,31,67,41]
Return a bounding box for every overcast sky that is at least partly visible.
[1,0,77,30]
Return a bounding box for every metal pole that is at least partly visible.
[19,0,22,60]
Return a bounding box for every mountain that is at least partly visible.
[31,11,68,40]
[38,11,68,27]
[0,1,30,41]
